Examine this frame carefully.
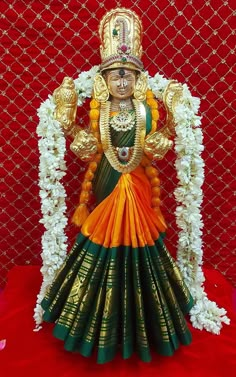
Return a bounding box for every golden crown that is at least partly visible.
[99,8,144,71]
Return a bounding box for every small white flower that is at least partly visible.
[148,73,169,100]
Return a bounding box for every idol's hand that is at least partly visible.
[144,131,173,160]
[70,130,98,161]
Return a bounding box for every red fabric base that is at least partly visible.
[0,266,235,377]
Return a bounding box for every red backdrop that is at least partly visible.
[1,0,235,287]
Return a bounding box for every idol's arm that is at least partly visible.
[144,81,183,160]
[53,76,97,161]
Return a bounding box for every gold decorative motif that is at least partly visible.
[53,77,79,137]
[99,8,143,71]
[100,99,146,173]
[115,146,133,162]
[144,131,173,160]
[70,130,98,161]
[109,110,135,132]
[103,288,112,318]
[69,276,86,304]
[162,80,183,138]
[93,74,110,102]
[134,72,148,101]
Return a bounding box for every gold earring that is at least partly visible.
[134,72,148,101]
[93,74,109,102]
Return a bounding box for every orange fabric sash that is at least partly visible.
[81,166,167,248]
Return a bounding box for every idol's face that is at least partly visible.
[105,69,137,100]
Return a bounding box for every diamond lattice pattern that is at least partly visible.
[0,0,235,287]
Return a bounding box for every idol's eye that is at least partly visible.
[109,75,120,81]
[124,74,135,81]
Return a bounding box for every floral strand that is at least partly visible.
[141,91,163,221]
[173,84,230,332]
[71,98,102,226]
[34,67,99,327]
[149,73,229,333]
[34,96,68,329]
[146,89,159,134]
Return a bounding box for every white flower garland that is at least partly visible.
[149,73,229,332]
[34,67,229,333]
[34,97,68,329]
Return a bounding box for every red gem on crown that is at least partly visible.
[120,44,128,53]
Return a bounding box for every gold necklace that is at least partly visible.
[100,100,146,173]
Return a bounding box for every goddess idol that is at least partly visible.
[40,8,195,363]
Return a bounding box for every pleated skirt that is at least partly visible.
[41,168,194,363]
